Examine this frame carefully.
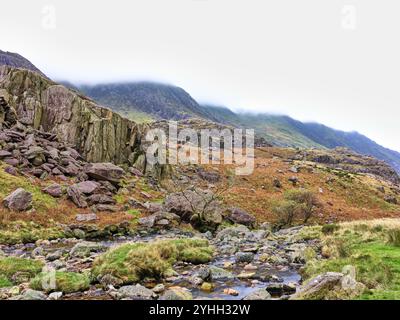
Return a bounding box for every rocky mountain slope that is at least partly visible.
[1,50,398,174]
[0,50,46,78]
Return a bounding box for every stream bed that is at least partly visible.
[0,225,315,300]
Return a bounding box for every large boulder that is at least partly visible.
[84,163,125,184]
[2,188,32,211]
[117,284,156,300]
[243,288,271,300]
[163,188,223,231]
[69,241,105,258]
[75,181,99,194]
[290,270,366,300]
[160,286,193,300]
[138,215,156,228]
[87,194,116,205]
[227,208,256,227]
[12,289,47,301]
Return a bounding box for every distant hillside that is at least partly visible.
[203,105,400,173]
[75,82,218,122]
[73,81,400,173]
[0,50,46,77]
[293,121,400,173]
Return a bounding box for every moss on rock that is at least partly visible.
[0,221,65,245]
[0,257,43,285]
[92,238,213,285]
[30,271,90,294]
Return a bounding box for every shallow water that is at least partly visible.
[1,233,303,300]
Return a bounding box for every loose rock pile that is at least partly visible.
[0,110,126,213]
[0,123,86,180]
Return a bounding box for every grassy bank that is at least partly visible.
[301,219,400,299]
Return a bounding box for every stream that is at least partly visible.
[0,225,312,300]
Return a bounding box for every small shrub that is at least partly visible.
[272,189,320,226]
[272,200,298,226]
[336,239,352,258]
[387,228,400,247]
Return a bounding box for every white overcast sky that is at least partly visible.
[1,0,399,151]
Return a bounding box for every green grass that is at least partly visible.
[92,238,213,284]
[114,194,126,205]
[387,228,400,247]
[302,224,400,300]
[118,110,154,124]
[0,221,65,245]
[0,275,13,288]
[321,224,340,235]
[30,271,90,293]
[0,163,57,212]
[127,209,141,217]
[0,257,44,285]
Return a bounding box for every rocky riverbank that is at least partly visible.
[0,224,323,300]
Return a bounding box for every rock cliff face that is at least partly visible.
[0,65,148,168]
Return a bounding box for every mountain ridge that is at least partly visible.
[1,50,399,173]
[75,81,400,173]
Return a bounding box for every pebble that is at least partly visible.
[152,284,165,294]
[201,282,214,292]
[223,288,239,296]
[48,292,63,300]
[244,264,258,271]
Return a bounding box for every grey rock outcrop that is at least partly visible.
[0,66,148,169]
